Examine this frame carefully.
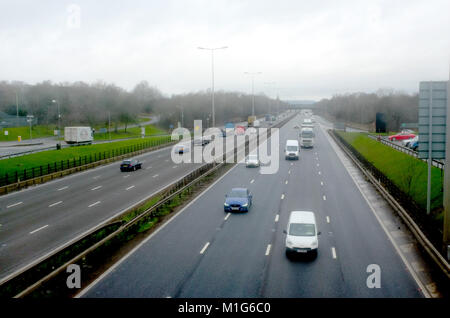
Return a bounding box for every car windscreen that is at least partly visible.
[301,131,313,138]
[122,161,131,164]
[287,146,298,151]
[248,155,258,160]
[229,190,247,198]
[289,223,315,236]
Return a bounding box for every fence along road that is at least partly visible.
[0,117,283,283]
[80,114,424,298]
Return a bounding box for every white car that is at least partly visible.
[245,154,260,167]
[284,211,320,258]
[247,127,257,135]
[285,139,299,160]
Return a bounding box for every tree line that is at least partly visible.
[314,89,419,132]
[0,80,287,130]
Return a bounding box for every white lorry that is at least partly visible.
[253,120,261,128]
[64,127,94,145]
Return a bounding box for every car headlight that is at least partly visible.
[311,240,318,248]
[224,202,229,207]
[242,203,248,207]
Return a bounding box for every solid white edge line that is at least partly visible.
[29,225,49,235]
[0,146,178,284]
[265,244,272,256]
[200,242,210,254]
[321,120,430,298]
[75,159,241,298]
[48,201,62,208]
[0,144,171,200]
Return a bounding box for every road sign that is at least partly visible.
[99,128,107,133]
[418,81,448,159]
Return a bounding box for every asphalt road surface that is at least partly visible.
[80,114,423,298]
[0,116,281,282]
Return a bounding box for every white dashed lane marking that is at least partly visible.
[250,179,255,184]
[88,201,101,208]
[30,225,48,235]
[224,213,231,221]
[265,244,272,256]
[49,201,62,208]
[7,202,23,209]
[126,185,135,191]
[200,242,210,254]
[275,214,279,222]
[326,216,330,223]
[331,247,337,259]
[91,186,102,190]
[57,186,68,191]
[281,194,285,200]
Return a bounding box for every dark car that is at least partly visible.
[120,159,142,171]
[224,188,253,212]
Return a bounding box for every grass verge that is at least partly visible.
[336,131,443,222]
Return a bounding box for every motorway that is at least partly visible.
[0,116,278,283]
[79,114,423,298]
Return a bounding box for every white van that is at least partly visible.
[284,211,320,258]
[300,127,314,148]
[285,139,299,160]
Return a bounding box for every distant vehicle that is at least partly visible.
[248,116,257,127]
[174,144,189,154]
[410,139,418,151]
[224,188,253,212]
[388,131,416,141]
[403,136,418,148]
[225,122,235,129]
[253,120,261,128]
[300,127,314,148]
[247,127,257,135]
[64,127,93,144]
[120,159,142,172]
[265,114,271,122]
[245,154,260,167]
[285,139,299,160]
[194,136,210,146]
[235,125,246,135]
[284,211,320,258]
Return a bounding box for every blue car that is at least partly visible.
[224,188,253,212]
[410,140,418,151]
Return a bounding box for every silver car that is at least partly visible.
[245,154,260,167]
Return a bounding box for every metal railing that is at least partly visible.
[0,136,173,190]
[366,134,444,170]
[330,129,449,283]
[0,113,297,298]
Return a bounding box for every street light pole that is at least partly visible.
[198,46,228,128]
[245,72,262,116]
[52,99,61,146]
[264,81,276,115]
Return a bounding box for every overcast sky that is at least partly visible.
[0,0,449,100]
